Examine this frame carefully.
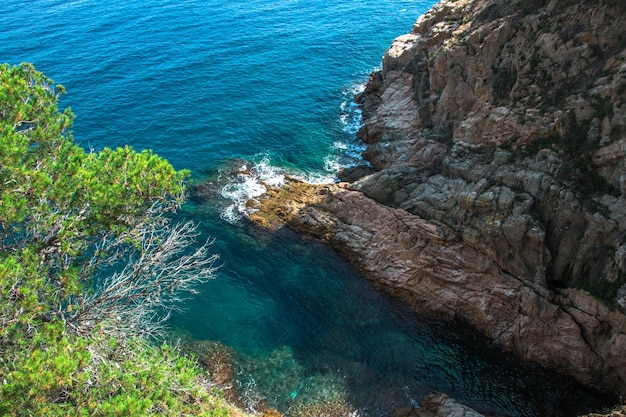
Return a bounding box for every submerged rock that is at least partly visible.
[398,392,485,417]
[178,339,240,404]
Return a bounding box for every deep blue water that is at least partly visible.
[0,1,613,416]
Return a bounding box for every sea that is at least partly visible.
[0,1,614,416]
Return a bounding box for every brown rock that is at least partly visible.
[420,392,484,417]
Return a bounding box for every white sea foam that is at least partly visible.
[324,140,367,173]
[292,169,335,185]
[339,83,365,135]
[331,81,369,169]
[220,155,285,223]
[334,141,367,162]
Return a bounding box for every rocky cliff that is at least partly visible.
[250,0,626,398]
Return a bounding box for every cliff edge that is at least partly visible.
[250,0,626,398]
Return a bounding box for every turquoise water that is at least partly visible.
[0,1,612,415]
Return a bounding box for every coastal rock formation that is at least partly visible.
[585,406,626,417]
[251,0,626,399]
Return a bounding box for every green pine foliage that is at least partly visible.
[0,63,239,416]
[0,333,233,416]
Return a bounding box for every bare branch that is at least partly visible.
[68,218,218,340]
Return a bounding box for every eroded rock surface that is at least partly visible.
[251,0,626,398]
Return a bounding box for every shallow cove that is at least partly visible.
[169,192,612,417]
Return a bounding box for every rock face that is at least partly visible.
[252,0,626,398]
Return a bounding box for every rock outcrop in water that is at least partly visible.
[250,0,626,399]
[394,392,485,417]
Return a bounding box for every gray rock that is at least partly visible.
[336,165,375,182]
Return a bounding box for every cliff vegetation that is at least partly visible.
[0,63,247,416]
